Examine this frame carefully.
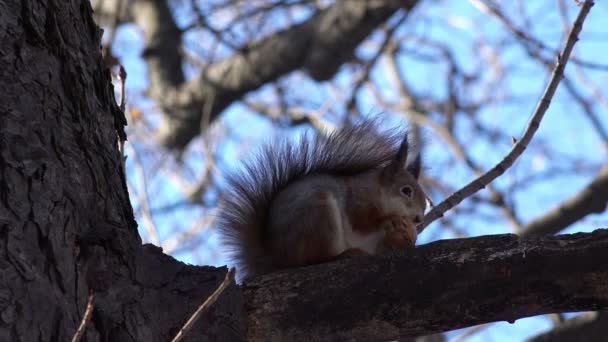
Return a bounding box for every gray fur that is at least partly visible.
[217,119,412,279]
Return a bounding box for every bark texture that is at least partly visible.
[0,1,240,341]
[244,229,608,341]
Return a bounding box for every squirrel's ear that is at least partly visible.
[407,153,421,179]
[393,134,409,170]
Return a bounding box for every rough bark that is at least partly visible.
[0,1,240,341]
[244,229,608,341]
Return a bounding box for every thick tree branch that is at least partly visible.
[131,0,185,99]
[243,229,608,341]
[521,165,608,236]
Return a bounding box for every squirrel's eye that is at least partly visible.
[401,186,413,197]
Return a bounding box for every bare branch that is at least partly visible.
[129,0,419,150]
[520,166,608,236]
[474,0,608,146]
[71,293,95,342]
[419,0,595,232]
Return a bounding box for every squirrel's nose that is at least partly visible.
[413,215,422,224]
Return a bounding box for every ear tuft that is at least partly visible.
[407,153,421,179]
[393,133,409,169]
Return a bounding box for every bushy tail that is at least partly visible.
[217,119,406,280]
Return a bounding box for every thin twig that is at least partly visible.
[419,0,595,232]
[71,292,95,342]
[470,0,608,71]
[125,143,162,246]
[475,0,608,145]
[171,268,236,342]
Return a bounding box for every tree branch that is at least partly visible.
[71,293,95,342]
[243,229,608,341]
[127,0,419,150]
[520,165,608,236]
[419,0,595,231]
[527,311,608,342]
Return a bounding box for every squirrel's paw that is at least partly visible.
[381,216,417,250]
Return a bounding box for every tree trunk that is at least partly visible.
[0,1,240,341]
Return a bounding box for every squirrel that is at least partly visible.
[218,119,427,279]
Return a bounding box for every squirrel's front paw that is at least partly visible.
[381,216,417,250]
